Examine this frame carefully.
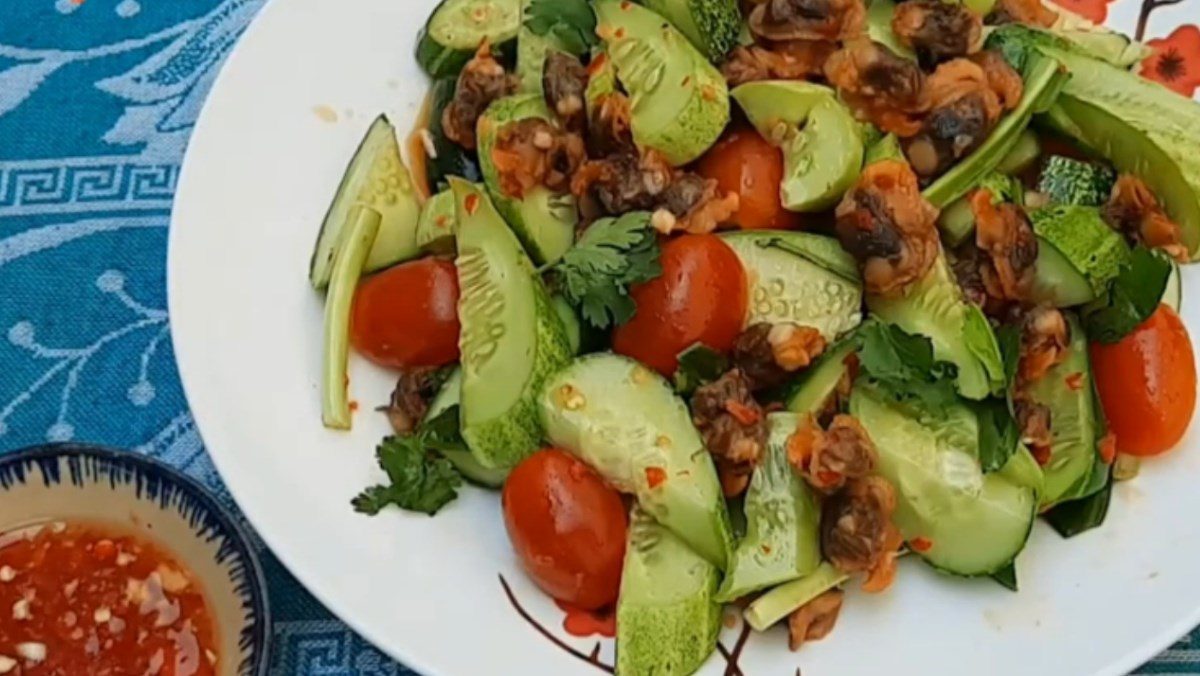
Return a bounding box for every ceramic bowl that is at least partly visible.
[0,443,271,676]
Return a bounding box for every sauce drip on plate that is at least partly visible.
[0,521,219,675]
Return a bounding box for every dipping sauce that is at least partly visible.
[0,521,218,675]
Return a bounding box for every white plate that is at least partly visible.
[169,1,1200,674]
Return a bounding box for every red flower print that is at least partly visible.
[1050,0,1113,24]
[1142,25,1200,97]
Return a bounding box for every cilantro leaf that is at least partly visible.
[674,343,729,394]
[1081,246,1171,344]
[995,322,1022,389]
[855,321,959,410]
[352,433,462,516]
[524,0,598,56]
[554,212,663,329]
[421,405,466,453]
[975,397,1020,473]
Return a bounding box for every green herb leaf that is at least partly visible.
[674,343,730,394]
[995,323,1022,389]
[1043,474,1113,538]
[856,321,960,410]
[990,563,1019,592]
[975,398,1020,473]
[524,0,598,56]
[554,212,662,329]
[421,405,466,453]
[352,434,462,516]
[1081,246,1171,344]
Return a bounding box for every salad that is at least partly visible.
[308,0,1200,671]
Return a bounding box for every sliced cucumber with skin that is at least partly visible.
[451,179,573,469]
[732,82,864,212]
[416,0,522,78]
[743,562,848,631]
[868,254,1006,400]
[784,338,856,416]
[938,197,976,248]
[1024,314,1100,508]
[866,0,915,61]
[716,413,821,602]
[640,0,743,62]
[1031,236,1096,307]
[617,508,722,676]
[477,94,579,266]
[424,78,484,193]
[995,129,1042,176]
[850,383,1038,576]
[595,0,731,166]
[322,207,381,430]
[720,230,863,341]
[424,368,510,487]
[1030,205,1130,296]
[309,116,422,290]
[416,189,457,252]
[515,27,564,96]
[550,295,583,355]
[538,354,734,569]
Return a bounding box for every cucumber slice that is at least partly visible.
[477,94,579,266]
[866,0,915,62]
[850,383,1038,576]
[783,338,856,416]
[416,189,457,252]
[938,197,976,249]
[424,369,510,487]
[451,179,573,469]
[1024,314,1099,507]
[1030,205,1130,296]
[550,295,583,355]
[538,354,733,569]
[322,207,381,430]
[617,508,722,676]
[720,230,863,341]
[716,413,821,602]
[640,0,743,62]
[416,0,522,78]
[1030,235,1097,307]
[309,116,422,289]
[995,130,1041,176]
[1164,259,1182,312]
[743,562,848,631]
[731,82,864,212]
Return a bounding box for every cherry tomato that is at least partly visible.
[1091,304,1196,456]
[350,258,460,368]
[613,234,748,375]
[502,449,627,610]
[695,127,801,230]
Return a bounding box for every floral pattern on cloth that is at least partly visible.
[1142,24,1200,96]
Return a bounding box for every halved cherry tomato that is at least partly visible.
[695,127,801,230]
[1091,304,1196,456]
[612,234,748,375]
[502,449,627,610]
[350,258,460,368]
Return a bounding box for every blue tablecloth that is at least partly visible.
[0,1,1196,674]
